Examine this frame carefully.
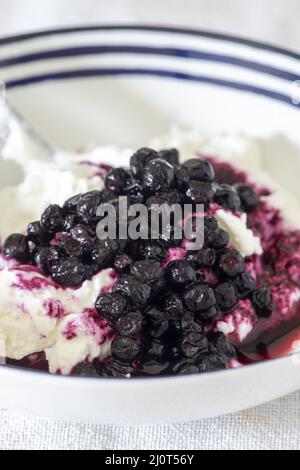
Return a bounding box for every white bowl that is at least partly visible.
[1,25,300,425]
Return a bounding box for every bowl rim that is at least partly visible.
[0,24,299,62]
[0,24,299,385]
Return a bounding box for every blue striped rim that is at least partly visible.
[5,67,298,109]
[0,24,300,62]
[0,45,300,83]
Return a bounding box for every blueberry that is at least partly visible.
[72,362,100,377]
[209,229,230,250]
[130,259,163,282]
[130,147,158,180]
[183,282,217,312]
[164,293,184,320]
[183,158,215,182]
[208,331,236,361]
[197,352,227,372]
[115,311,143,336]
[181,312,203,332]
[51,258,86,287]
[76,191,102,224]
[3,234,30,263]
[63,194,82,214]
[91,238,119,269]
[214,184,241,212]
[101,189,116,203]
[196,305,219,323]
[113,274,152,307]
[137,240,168,261]
[158,148,179,166]
[143,159,175,194]
[101,358,134,377]
[252,287,273,318]
[144,340,169,362]
[41,204,64,232]
[59,235,83,257]
[235,184,259,212]
[95,292,129,323]
[175,166,189,191]
[219,248,245,278]
[47,245,64,270]
[111,336,140,362]
[204,216,219,245]
[234,272,256,299]
[165,260,197,289]
[187,247,216,268]
[114,253,133,273]
[33,246,51,274]
[146,307,169,339]
[185,180,215,204]
[214,282,238,311]
[173,361,200,375]
[180,331,210,358]
[105,168,127,194]
[63,214,77,232]
[27,221,49,245]
[70,224,95,252]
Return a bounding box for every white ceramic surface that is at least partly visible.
[0,26,300,424]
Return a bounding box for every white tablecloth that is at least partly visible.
[0,0,300,450]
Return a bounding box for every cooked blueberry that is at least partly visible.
[180,331,210,358]
[41,204,64,232]
[95,292,129,323]
[196,305,219,323]
[165,260,197,289]
[144,340,169,362]
[146,307,169,339]
[175,166,189,191]
[175,362,199,375]
[252,287,273,318]
[114,253,133,273]
[235,184,259,212]
[197,352,226,372]
[72,362,100,377]
[101,358,134,377]
[47,245,63,270]
[33,246,51,274]
[101,189,116,203]
[208,331,236,361]
[164,293,184,320]
[51,258,86,287]
[234,272,256,299]
[183,158,215,182]
[158,148,179,166]
[185,180,215,204]
[63,194,82,214]
[204,216,219,245]
[183,282,216,312]
[70,224,95,252]
[63,214,76,231]
[209,229,230,250]
[91,238,119,269]
[76,191,102,224]
[105,168,127,194]
[214,184,241,211]
[115,311,143,336]
[130,259,163,282]
[113,274,152,307]
[137,240,168,261]
[187,247,216,268]
[214,282,238,311]
[3,234,30,263]
[111,336,140,361]
[27,221,49,245]
[143,159,175,194]
[130,147,158,180]
[181,312,203,332]
[219,248,245,278]
[59,235,83,257]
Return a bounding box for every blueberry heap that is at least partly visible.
[2,147,273,378]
